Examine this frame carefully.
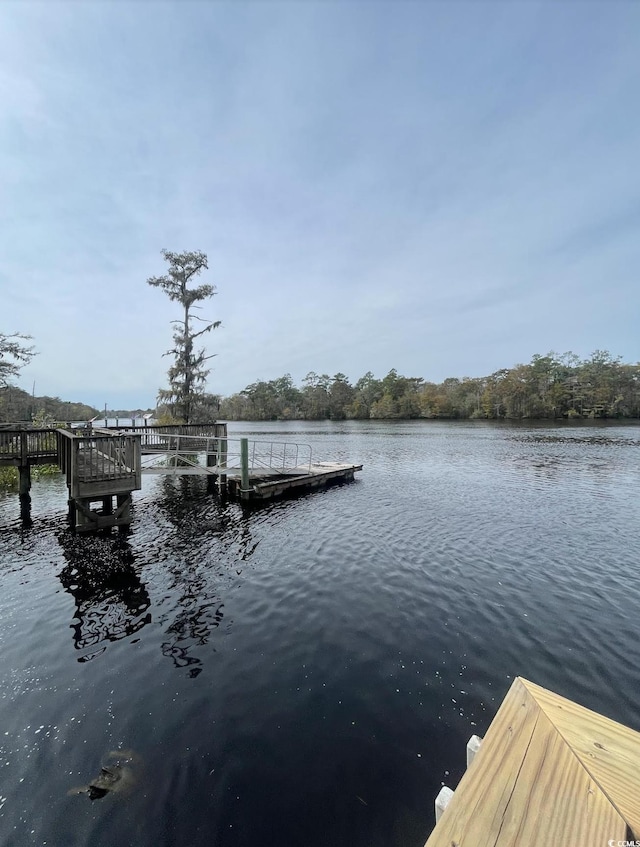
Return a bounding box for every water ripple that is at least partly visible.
[1,421,640,846]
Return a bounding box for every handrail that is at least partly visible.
[1,423,225,448]
[105,422,226,435]
[56,429,141,488]
[139,435,313,475]
[2,426,314,484]
[0,428,59,459]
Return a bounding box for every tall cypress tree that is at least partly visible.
[147,250,220,423]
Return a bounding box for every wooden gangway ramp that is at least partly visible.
[427,676,640,847]
[139,434,362,502]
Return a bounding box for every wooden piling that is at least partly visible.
[240,437,250,494]
[206,448,217,493]
[218,437,228,493]
[18,463,31,497]
[17,431,32,523]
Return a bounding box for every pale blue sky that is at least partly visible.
[1,1,639,408]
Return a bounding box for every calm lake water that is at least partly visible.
[1,420,640,847]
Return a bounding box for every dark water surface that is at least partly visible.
[1,420,640,847]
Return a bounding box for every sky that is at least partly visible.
[1,0,639,409]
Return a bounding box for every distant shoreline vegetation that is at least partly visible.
[0,386,99,424]
[2,350,639,426]
[217,352,640,422]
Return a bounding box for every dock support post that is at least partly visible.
[432,734,484,829]
[218,437,228,494]
[18,458,32,524]
[116,494,131,532]
[18,463,31,497]
[467,734,483,767]
[240,438,250,494]
[68,498,76,526]
[206,450,216,492]
[435,786,454,823]
[18,433,31,512]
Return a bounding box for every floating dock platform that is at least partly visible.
[427,676,640,846]
[138,433,362,502]
[225,460,363,502]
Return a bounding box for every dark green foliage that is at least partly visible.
[236,374,303,421]
[187,393,221,424]
[0,466,18,491]
[218,353,640,421]
[32,464,61,478]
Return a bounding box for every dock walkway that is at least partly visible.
[1,423,362,529]
[427,676,640,846]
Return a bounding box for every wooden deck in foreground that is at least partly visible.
[426,676,640,847]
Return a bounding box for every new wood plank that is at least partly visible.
[492,706,626,846]
[425,678,628,847]
[425,678,538,846]
[521,678,640,837]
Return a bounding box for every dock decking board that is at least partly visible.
[426,676,639,847]
[520,678,640,837]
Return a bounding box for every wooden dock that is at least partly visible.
[57,429,141,530]
[1,424,362,528]
[0,423,220,531]
[427,676,640,846]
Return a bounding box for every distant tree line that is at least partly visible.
[0,385,98,423]
[0,331,98,424]
[218,352,640,421]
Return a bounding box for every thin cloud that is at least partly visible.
[0,1,638,408]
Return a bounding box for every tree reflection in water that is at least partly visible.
[154,476,256,677]
[58,532,151,663]
[56,478,261,674]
